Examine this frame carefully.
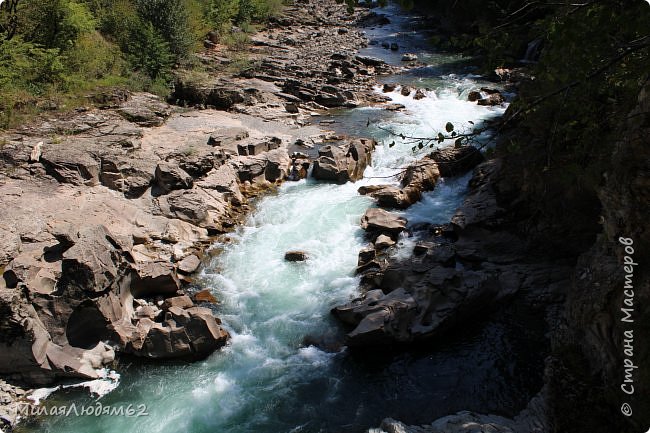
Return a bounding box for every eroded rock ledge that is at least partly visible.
[331,146,567,348]
[0,95,298,387]
[0,0,397,421]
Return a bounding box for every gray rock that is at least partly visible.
[332,288,417,346]
[429,145,485,177]
[172,149,224,178]
[154,161,194,193]
[158,190,210,225]
[127,307,229,359]
[360,208,407,239]
[207,127,249,146]
[172,79,246,110]
[130,261,181,298]
[40,146,100,186]
[285,102,299,113]
[177,254,201,274]
[197,164,244,205]
[355,55,386,67]
[365,159,440,209]
[315,92,348,108]
[384,103,405,111]
[116,93,171,127]
[312,138,375,184]
[358,246,376,266]
[99,155,154,198]
[401,53,418,62]
[161,295,194,310]
[285,250,308,262]
[477,92,505,106]
[375,234,395,249]
[58,225,124,294]
[0,288,113,385]
[468,90,481,102]
[264,150,291,183]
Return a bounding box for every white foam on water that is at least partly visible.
[68,369,121,398]
[28,386,60,405]
[27,368,120,407]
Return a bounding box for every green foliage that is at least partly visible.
[0,37,66,126]
[223,30,250,51]
[209,0,284,34]
[0,37,64,90]
[127,22,174,80]
[18,0,96,51]
[513,1,650,172]
[135,0,196,60]
[65,32,125,80]
[0,0,287,126]
[209,0,240,33]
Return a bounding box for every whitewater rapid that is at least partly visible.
[21,13,512,433]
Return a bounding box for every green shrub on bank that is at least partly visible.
[0,0,286,127]
[209,0,283,34]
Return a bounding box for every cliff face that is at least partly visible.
[370,79,649,433]
[547,84,650,433]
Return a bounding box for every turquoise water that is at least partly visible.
[18,5,541,433]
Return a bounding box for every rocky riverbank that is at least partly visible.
[0,0,404,429]
[353,55,650,433]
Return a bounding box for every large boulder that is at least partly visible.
[154,161,194,194]
[168,148,226,178]
[0,288,114,385]
[130,260,181,298]
[99,155,154,198]
[285,251,308,262]
[332,288,417,346]
[125,305,229,359]
[177,254,201,275]
[360,208,407,240]
[197,164,244,206]
[312,138,375,184]
[57,225,126,294]
[264,149,291,182]
[361,158,440,209]
[156,190,210,225]
[429,145,485,177]
[40,146,100,186]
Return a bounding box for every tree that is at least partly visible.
[127,21,174,80]
[18,0,96,51]
[0,0,20,40]
[135,0,195,60]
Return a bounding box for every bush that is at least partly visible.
[65,32,125,81]
[18,0,96,51]
[135,0,197,60]
[209,0,284,33]
[127,22,174,80]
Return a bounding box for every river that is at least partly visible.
[19,4,546,433]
